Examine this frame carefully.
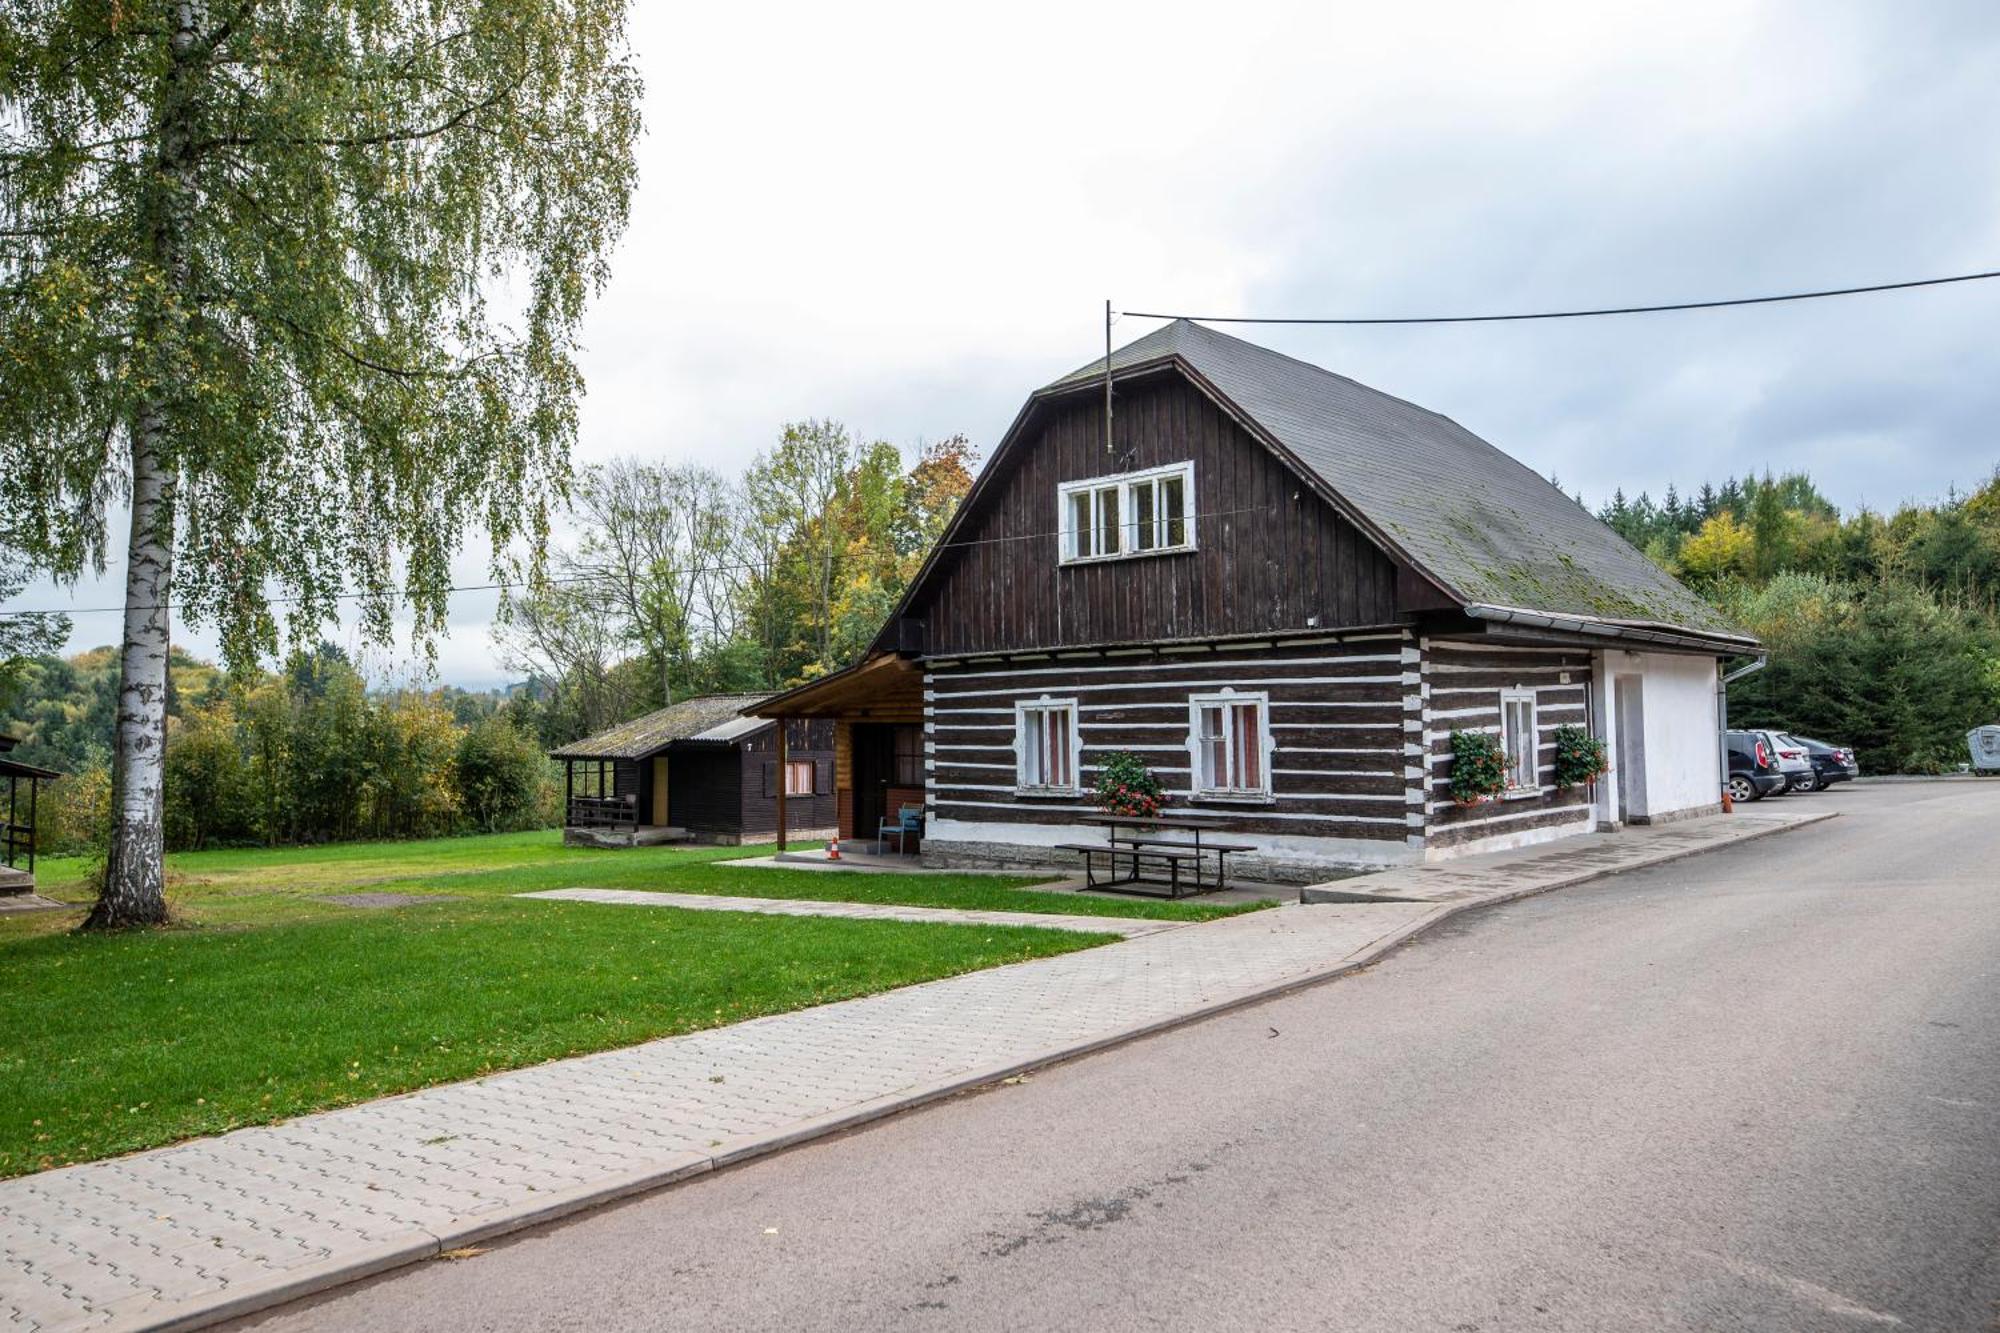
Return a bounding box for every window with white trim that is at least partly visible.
[784,760,815,796]
[1188,691,1270,797]
[1015,698,1079,792]
[1500,688,1538,792]
[1058,462,1194,563]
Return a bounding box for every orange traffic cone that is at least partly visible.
[1720,789,1734,814]
[827,836,841,861]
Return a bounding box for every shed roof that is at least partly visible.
[550,694,774,760]
[1041,319,1747,645]
[0,735,61,781]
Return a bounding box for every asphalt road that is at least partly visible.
[246,781,2000,1333]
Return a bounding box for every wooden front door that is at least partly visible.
[851,724,896,842]
[651,756,670,826]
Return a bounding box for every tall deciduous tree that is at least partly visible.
[0,2,641,926]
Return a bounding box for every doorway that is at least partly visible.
[850,723,897,843]
[1614,675,1647,823]
[650,756,670,826]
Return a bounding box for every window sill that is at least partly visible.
[1502,785,1545,801]
[1191,791,1274,807]
[1014,786,1082,799]
[1058,544,1197,568]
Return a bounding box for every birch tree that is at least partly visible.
[0,3,641,927]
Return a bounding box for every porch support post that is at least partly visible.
[775,720,789,852]
[26,777,36,875]
[563,760,572,827]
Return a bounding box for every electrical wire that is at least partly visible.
[0,501,1288,618]
[1120,266,2000,325]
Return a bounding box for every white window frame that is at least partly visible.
[1499,687,1540,795]
[1186,689,1273,800]
[1014,696,1081,794]
[1057,461,1195,564]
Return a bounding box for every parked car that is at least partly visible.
[1725,730,1787,802]
[1788,735,1859,790]
[1760,730,1816,793]
[1971,725,2000,774]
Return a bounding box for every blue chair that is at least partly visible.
[878,804,924,856]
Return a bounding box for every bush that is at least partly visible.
[32,760,110,856]
[1092,750,1165,818]
[456,717,552,832]
[1448,730,1507,806]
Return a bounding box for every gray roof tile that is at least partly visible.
[1046,320,1741,639]
[550,693,774,760]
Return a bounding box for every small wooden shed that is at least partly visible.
[550,694,835,847]
[0,735,61,896]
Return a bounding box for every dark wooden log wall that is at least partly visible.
[740,719,836,837]
[926,634,1415,842]
[1421,639,1595,848]
[668,748,742,837]
[913,375,1402,656]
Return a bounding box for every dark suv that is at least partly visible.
[1725,729,1787,802]
[1789,735,1859,790]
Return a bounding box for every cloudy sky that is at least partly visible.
[22,0,2000,687]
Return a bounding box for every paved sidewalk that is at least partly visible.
[1302,806,1834,904]
[516,887,1188,937]
[0,806,1831,1332]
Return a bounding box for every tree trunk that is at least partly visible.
[88,408,177,929]
[84,2,202,930]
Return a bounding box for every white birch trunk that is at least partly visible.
[86,1,201,928]
[91,412,176,927]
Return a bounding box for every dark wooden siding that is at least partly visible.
[667,748,741,837]
[740,718,836,836]
[927,634,1416,842]
[912,375,1403,656]
[1421,639,1595,847]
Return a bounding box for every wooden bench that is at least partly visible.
[1119,836,1255,891]
[1054,841,1208,899]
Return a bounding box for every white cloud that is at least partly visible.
[18,0,2000,684]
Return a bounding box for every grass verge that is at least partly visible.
[0,894,1107,1178]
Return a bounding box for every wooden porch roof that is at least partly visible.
[752,654,924,720]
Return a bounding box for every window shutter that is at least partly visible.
[761,760,776,799]
[815,758,832,795]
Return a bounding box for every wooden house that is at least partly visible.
[757,321,1756,881]
[551,694,834,847]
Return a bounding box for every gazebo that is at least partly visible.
[0,735,61,895]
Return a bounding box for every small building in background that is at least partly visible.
[0,735,61,898]
[550,694,834,847]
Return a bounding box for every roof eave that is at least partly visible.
[1461,603,1760,655]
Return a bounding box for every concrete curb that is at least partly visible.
[172,811,1831,1333]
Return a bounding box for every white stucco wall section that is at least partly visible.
[1598,649,1721,823]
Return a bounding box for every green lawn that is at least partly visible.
[0,895,1105,1177]
[2,830,1262,1177]
[23,829,1260,928]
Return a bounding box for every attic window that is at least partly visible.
[1058,462,1195,563]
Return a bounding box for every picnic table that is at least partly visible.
[1054,815,1254,898]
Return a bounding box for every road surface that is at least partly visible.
[244,780,2000,1332]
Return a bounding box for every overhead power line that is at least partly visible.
[0,501,1288,618]
[1120,266,2000,325]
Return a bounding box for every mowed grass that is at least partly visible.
[2,830,1263,1176]
[23,829,1262,927]
[0,895,1108,1177]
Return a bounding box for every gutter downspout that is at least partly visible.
[1717,654,1768,801]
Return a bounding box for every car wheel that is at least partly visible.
[1813,774,1831,791]
[1728,775,1758,803]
